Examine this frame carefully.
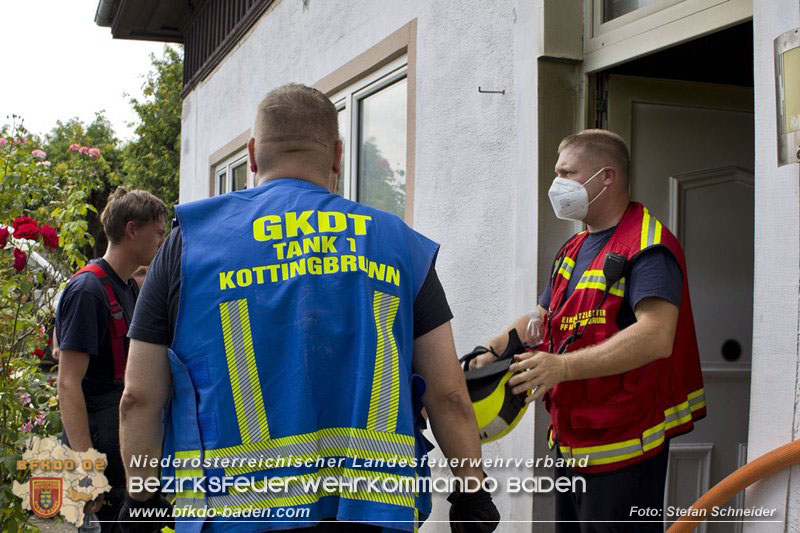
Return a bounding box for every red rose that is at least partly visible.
[0,227,8,248]
[12,216,37,229]
[46,336,53,346]
[39,225,58,249]
[33,348,45,359]
[12,216,40,240]
[13,248,27,272]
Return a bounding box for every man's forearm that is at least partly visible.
[426,391,483,480]
[487,313,530,353]
[59,385,92,452]
[119,392,164,500]
[562,321,670,381]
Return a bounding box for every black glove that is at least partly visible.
[448,488,500,533]
[118,492,173,533]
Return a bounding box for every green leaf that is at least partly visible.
[2,454,19,473]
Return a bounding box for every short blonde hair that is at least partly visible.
[558,129,630,181]
[100,188,167,244]
[253,84,338,146]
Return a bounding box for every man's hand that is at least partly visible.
[118,493,173,533]
[468,350,497,370]
[508,351,567,403]
[448,488,500,532]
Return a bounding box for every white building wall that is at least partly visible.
[179,0,542,529]
[746,1,800,532]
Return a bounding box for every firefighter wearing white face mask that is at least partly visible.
[548,166,608,221]
[474,129,704,532]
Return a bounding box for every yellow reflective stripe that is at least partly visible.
[180,427,415,477]
[219,299,270,443]
[367,291,401,433]
[574,270,625,298]
[561,438,643,466]
[176,469,203,478]
[175,467,205,503]
[207,466,415,510]
[640,207,663,249]
[688,387,706,412]
[175,450,201,460]
[571,437,641,456]
[203,427,414,458]
[664,400,693,431]
[642,423,666,453]
[176,491,205,499]
[558,256,575,280]
[641,208,651,250]
[237,299,270,440]
[223,449,406,476]
[555,389,705,467]
[548,389,705,466]
[585,449,643,466]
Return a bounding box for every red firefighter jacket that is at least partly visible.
[541,202,705,473]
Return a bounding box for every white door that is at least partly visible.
[608,74,754,533]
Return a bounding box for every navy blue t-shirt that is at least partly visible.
[56,258,138,397]
[539,226,683,329]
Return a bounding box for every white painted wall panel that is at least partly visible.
[746,2,800,532]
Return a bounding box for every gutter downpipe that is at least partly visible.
[94,0,117,27]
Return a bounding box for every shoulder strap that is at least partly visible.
[72,264,128,381]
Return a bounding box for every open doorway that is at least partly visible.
[591,21,755,533]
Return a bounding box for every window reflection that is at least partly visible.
[357,78,407,218]
[603,0,661,22]
[232,162,248,191]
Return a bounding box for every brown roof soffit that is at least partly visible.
[180,0,276,97]
[96,0,193,43]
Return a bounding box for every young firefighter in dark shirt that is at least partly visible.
[56,188,167,531]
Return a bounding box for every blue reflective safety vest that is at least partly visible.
[162,179,439,532]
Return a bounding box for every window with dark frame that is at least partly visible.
[333,58,408,219]
[214,151,249,195]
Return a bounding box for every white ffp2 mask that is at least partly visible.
[547,168,607,221]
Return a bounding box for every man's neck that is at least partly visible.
[586,197,630,233]
[255,175,329,190]
[103,245,138,281]
[255,167,330,190]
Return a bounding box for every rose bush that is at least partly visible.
[0,123,103,530]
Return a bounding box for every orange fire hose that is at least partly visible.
[667,439,800,532]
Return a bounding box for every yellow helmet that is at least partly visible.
[460,330,530,443]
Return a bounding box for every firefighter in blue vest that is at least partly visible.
[118,84,499,532]
[57,188,167,531]
[473,130,704,532]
